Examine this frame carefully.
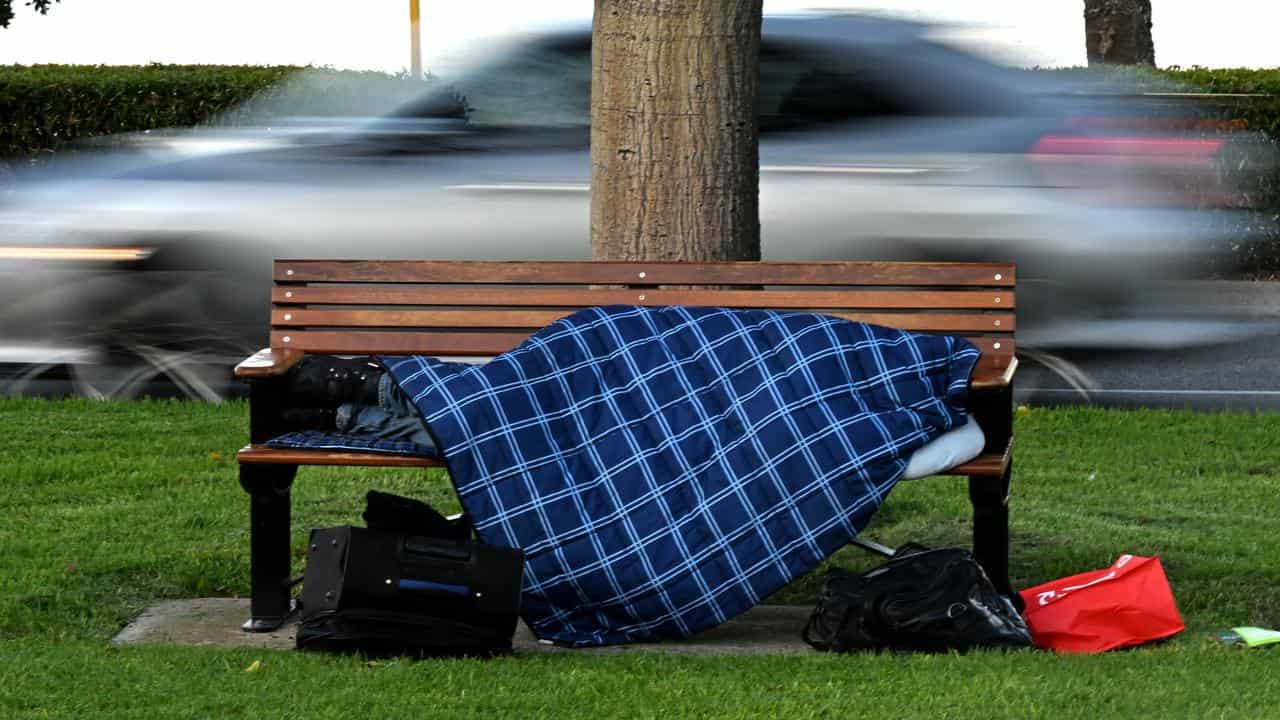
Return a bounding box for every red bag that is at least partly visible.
[1018,554,1184,653]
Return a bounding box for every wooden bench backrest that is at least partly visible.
[270,260,1016,361]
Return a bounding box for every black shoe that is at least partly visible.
[286,357,383,408]
[280,408,338,432]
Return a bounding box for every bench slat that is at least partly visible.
[237,442,1011,476]
[276,260,1016,287]
[237,445,445,468]
[270,329,1014,357]
[271,308,1016,333]
[272,286,1015,310]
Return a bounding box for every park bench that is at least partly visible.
[234,259,1019,632]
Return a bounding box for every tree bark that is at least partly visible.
[1083,0,1155,66]
[590,0,762,262]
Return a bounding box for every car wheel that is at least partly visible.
[69,343,241,401]
[59,237,268,401]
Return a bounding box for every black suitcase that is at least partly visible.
[296,526,524,657]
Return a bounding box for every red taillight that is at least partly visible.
[1031,135,1223,161]
[1028,132,1229,206]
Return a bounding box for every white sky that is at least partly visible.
[0,0,1276,71]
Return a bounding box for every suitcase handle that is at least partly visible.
[398,578,472,597]
[403,535,472,561]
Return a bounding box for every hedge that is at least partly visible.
[1161,67,1280,140]
[0,64,433,159]
[1158,68,1280,274]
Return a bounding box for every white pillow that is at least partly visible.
[902,415,985,480]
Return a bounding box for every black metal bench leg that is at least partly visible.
[239,463,298,632]
[969,459,1023,612]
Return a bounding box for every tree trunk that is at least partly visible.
[590,0,762,262]
[1083,0,1155,66]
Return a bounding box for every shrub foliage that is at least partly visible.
[0,64,433,159]
[1162,68,1280,274]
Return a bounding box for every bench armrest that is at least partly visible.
[234,347,305,380]
[970,354,1018,390]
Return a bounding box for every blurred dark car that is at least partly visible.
[0,13,1272,399]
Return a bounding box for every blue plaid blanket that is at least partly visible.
[264,431,437,458]
[382,305,980,646]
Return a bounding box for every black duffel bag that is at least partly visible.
[296,525,524,658]
[802,547,1031,653]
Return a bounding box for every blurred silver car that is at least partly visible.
[0,13,1272,398]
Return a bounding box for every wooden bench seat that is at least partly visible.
[237,439,1015,477]
[235,260,1019,631]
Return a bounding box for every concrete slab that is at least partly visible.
[113,599,815,655]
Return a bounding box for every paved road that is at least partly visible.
[1017,334,1280,410]
[1015,281,1280,411]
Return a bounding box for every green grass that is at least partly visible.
[2,398,1279,718]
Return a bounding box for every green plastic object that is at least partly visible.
[1216,627,1280,648]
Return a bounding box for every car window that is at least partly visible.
[449,37,591,128]
[397,33,1007,133]
[759,41,909,133]
[414,35,901,133]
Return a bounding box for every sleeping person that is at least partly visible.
[269,305,988,646]
[273,354,984,480]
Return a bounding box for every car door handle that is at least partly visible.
[446,183,589,194]
[761,164,943,176]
